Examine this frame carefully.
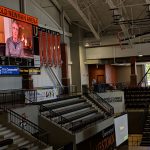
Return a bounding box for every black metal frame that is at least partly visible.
[82,86,114,116]
[6,108,49,145]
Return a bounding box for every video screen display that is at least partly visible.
[0,15,33,58]
[114,114,128,147]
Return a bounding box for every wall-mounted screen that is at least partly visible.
[0,16,33,58]
[114,113,128,147]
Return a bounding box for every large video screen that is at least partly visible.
[0,16,33,58]
[114,113,128,147]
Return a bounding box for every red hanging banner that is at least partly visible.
[47,31,53,67]
[38,30,43,65]
[42,31,47,64]
[57,34,62,67]
[52,33,57,67]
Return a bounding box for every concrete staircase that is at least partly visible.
[0,123,41,150]
[40,96,107,133]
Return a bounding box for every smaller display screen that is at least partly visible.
[0,66,19,75]
[114,114,128,147]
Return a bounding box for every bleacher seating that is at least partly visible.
[124,87,150,109]
[40,96,108,133]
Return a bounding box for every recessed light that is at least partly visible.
[85,43,89,47]
[138,54,143,57]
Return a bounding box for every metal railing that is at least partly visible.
[7,108,49,145]
[138,67,150,87]
[25,85,78,103]
[82,86,114,116]
[0,89,25,108]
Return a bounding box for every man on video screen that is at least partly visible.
[6,20,24,57]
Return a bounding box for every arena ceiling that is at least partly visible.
[38,0,150,46]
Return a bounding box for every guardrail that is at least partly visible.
[0,89,25,108]
[82,86,114,116]
[7,108,49,145]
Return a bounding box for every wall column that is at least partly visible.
[61,44,70,90]
[130,56,137,86]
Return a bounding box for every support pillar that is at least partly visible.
[130,56,137,86]
[61,44,70,93]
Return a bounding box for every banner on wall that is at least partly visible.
[42,30,47,64]
[77,125,115,150]
[36,88,58,101]
[98,91,125,113]
[47,30,53,66]
[57,34,62,67]
[53,32,57,67]
[0,6,38,25]
[25,87,58,102]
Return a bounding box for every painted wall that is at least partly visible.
[79,45,89,87]
[13,105,39,125]
[88,65,105,86]
[105,65,117,84]
[86,43,150,59]
[0,0,20,11]
[0,76,22,90]
[25,0,61,30]
[116,65,143,84]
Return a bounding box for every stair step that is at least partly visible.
[18,140,30,147]
[11,135,20,140]
[4,132,16,139]
[0,130,12,136]
[0,127,7,131]
[14,137,25,144]
[0,145,8,150]
[31,146,39,150]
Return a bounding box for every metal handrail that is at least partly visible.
[46,65,64,89]
[83,86,114,116]
[6,108,49,145]
[138,67,150,86]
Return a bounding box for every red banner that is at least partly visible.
[0,6,38,25]
[42,31,47,64]
[38,30,43,65]
[52,33,57,67]
[47,32,53,66]
[57,34,61,67]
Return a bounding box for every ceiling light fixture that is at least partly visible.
[85,42,90,47]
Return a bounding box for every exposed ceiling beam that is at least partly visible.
[49,0,71,24]
[106,0,132,46]
[66,0,100,40]
[145,0,150,4]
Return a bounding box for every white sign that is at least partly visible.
[34,55,40,67]
[98,90,125,113]
[36,88,57,101]
[25,88,58,102]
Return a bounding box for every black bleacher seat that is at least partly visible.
[68,113,105,132]
[46,103,92,118]
[58,109,98,124]
[44,99,86,110]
